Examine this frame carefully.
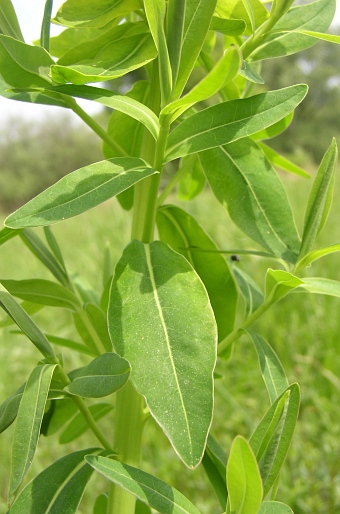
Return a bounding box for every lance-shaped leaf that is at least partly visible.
[156,205,238,340]
[226,435,263,514]
[251,112,294,141]
[0,75,70,107]
[65,353,130,398]
[202,435,228,508]
[258,143,310,178]
[0,383,25,434]
[250,0,335,61]
[0,279,81,310]
[5,158,158,228]
[0,0,24,41]
[295,243,340,272]
[210,16,246,36]
[10,363,57,496]
[296,277,340,298]
[165,85,308,162]
[177,154,206,201]
[250,384,300,496]
[292,29,340,45]
[298,139,338,260]
[233,266,263,317]
[45,83,159,139]
[265,269,303,306]
[85,456,202,514]
[108,241,217,468]
[59,403,113,444]
[258,502,294,514]
[53,0,140,27]
[9,448,111,514]
[245,330,288,403]
[166,0,217,99]
[199,138,301,263]
[0,226,19,246]
[0,35,53,88]
[0,284,56,359]
[40,0,53,51]
[216,0,269,35]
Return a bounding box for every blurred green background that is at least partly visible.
[1,39,340,513]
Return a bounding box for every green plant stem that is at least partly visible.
[76,307,107,355]
[157,159,187,206]
[57,367,113,451]
[61,95,128,157]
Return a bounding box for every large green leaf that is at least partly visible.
[5,158,158,228]
[250,384,300,496]
[258,502,293,514]
[108,241,217,468]
[0,35,53,88]
[0,0,24,40]
[165,85,308,161]
[246,330,288,403]
[65,353,130,398]
[250,0,336,61]
[0,284,56,359]
[199,138,301,262]
[156,205,238,340]
[166,0,217,99]
[85,456,202,514]
[10,363,57,496]
[10,448,110,514]
[226,435,263,514]
[0,279,81,310]
[53,0,141,27]
[298,139,338,260]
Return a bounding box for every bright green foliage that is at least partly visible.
[0,1,339,513]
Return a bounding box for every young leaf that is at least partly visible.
[0,279,81,310]
[166,0,217,99]
[85,456,202,514]
[40,0,53,51]
[298,139,338,260]
[0,0,24,41]
[9,448,111,514]
[295,243,340,272]
[258,502,293,514]
[251,112,294,141]
[245,330,289,403]
[10,363,57,496]
[53,0,140,27]
[64,353,130,398]
[250,384,300,496]
[156,205,238,340]
[41,398,78,437]
[265,269,303,305]
[108,241,217,468]
[44,226,67,271]
[45,334,96,356]
[0,284,56,359]
[216,0,269,35]
[176,155,206,201]
[250,0,336,61]
[210,16,246,36]
[233,266,263,317]
[0,226,20,246]
[297,277,340,298]
[293,29,340,45]
[199,138,301,263]
[5,158,158,228]
[202,435,228,508]
[0,383,25,434]
[226,435,263,514]
[165,85,308,161]
[84,303,113,352]
[258,143,310,178]
[59,403,113,444]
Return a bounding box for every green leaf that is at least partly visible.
[93,493,108,514]
[46,333,96,356]
[293,29,340,45]
[226,435,263,514]
[44,226,67,271]
[251,112,294,141]
[199,138,301,263]
[45,83,159,139]
[295,243,340,272]
[0,35,53,88]
[265,269,303,305]
[177,155,206,201]
[0,0,24,41]
[299,139,338,260]
[245,330,288,403]
[166,0,217,99]
[5,158,158,228]
[0,284,56,359]
[258,502,293,514]
[50,29,157,84]
[0,226,20,246]
[232,266,263,317]
[10,448,110,514]
[0,75,69,107]
[65,353,130,398]
[0,383,25,434]
[108,241,217,468]
[258,143,310,179]
[10,363,57,496]
[85,456,202,514]
[162,46,241,117]
[165,85,308,161]
[156,205,238,340]
[250,384,300,496]
[84,303,113,352]
[297,277,340,298]
[250,0,336,61]
[210,16,246,36]
[239,60,264,84]
[53,0,140,27]
[20,229,69,286]
[0,279,81,310]
[202,435,228,509]
[40,0,53,51]
[59,403,113,444]
[41,398,78,436]
[216,0,269,35]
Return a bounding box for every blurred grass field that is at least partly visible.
[0,169,340,514]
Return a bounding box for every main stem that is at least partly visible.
[108,62,170,514]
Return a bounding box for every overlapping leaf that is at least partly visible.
[53,0,141,27]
